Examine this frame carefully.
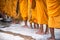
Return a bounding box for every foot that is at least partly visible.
[45,31,49,34]
[48,37,55,40]
[30,27,33,29]
[23,25,29,28]
[34,27,36,29]
[36,27,39,29]
[34,23,37,29]
[12,21,16,24]
[16,21,20,24]
[37,24,39,29]
[36,29,44,35]
[30,24,33,29]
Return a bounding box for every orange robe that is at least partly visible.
[28,0,32,22]
[29,0,37,23]
[0,0,19,19]
[5,0,18,19]
[12,0,18,19]
[36,0,48,24]
[47,0,60,28]
[20,0,28,20]
[0,0,6,13]
[31,8,37,23]
[17,0,23,20]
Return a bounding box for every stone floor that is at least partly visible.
[0,32,24,40]
[0,21,60,40]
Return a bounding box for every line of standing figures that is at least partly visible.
[0,0,60,40]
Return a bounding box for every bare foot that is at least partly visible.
[48,37,55,40]
[34,27,36,29]
[16,21,20,24]
[45,31,49,34]
[30,23,33,29]
[34,25,37,29]
[34,23,37,29]
[36,27,39,29]
[23,25,29,28]
[13,21,19,24]
[36,24,39,29]
[30,27,33,29]
[12,21,16,24]
[36,29,44,35]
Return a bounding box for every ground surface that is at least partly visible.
[0,21,60,40]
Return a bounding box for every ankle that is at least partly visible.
[51,36,55,39]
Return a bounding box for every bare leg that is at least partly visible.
[45,24,49,34]
[23,17,28,28]
[16,20,20,24]
[30,23,33,29]
[16,18,21,24]
[37,24,39,29]
[24,20,28,28]
[48,28,55,40]
[11,17,17,24]
[12,19,20,24]
[36,24,44,35]
[12,19,16,24]
[34,23,36,29]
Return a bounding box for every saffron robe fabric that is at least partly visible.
[19,0,28,20]
[36,0,48,24]
[46,0,60,28]
[29,0,37,23]
[0,0,6,13]
[6,0,18,19]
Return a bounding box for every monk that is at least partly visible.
[11,0,23,24]
[11,0,19,23]
[6,0,18,23]
[16,0,23,24]
[0,0,18,23]
[46,0,60,40]
[29,0,38,29]
[28,0,33,28]
[28,0,40,29]
[19,0,28,28]
[0,0,9,19]
[36,0,49,34]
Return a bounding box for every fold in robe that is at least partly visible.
[36,0,48,24]
[20,0,28,20]
[6,0,18,19]
[0,0,6,13]
[29,0,37,23]
[47,0,60,28]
